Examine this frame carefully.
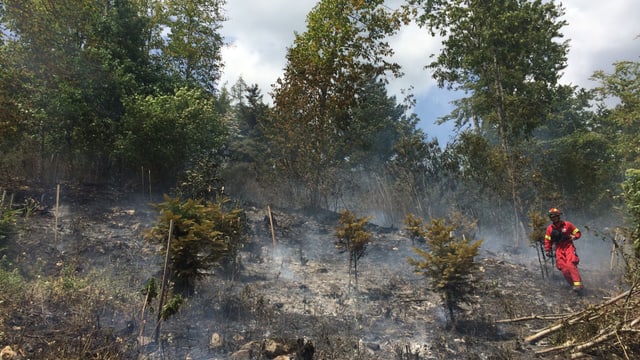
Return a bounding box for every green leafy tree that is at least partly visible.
[347,79,407,169]
[1,0,111,179]
[406,214,483,326]
[117,87,229,184]
[0,0,164,182]
[266,0,406,208]
[221,80,275,202]
[387,121,448,218]
[409,0,569,245]
[592,59,640,169]
[533,86,619,213]
[155,0,226,94]
[622,170,640,266]
[145,195,245,292]
[335,210,373,290]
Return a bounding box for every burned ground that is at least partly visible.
[0,185,632,359]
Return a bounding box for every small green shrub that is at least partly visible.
[146,194,245,293]
[335,210,372,289]
[0,264,25,298]
[0,205,19,243]
[405,214,483,326]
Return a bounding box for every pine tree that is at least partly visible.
[335,210,373,290]
[145,194,245,293]
[406,214,483,325]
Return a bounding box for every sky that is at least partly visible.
[219,1,639,145]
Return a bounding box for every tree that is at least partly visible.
[116,87,230,184]
[347,79,407,169]
[0,0,164,182]
[145,195,245,293]
[406,214,483,326]
[387,123,447,218]
[232,80,269,137]
[592,59,640,169]
[621,169,640,275]
[266,0,406,208]
[532,85,619,214]
[409,0,569,245]
[155,0,226,94]
[335,210,373,290]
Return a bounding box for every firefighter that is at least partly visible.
[544,207,583,294]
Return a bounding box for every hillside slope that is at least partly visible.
[0,185,631,359]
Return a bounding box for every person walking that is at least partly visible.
[544,207,584,294]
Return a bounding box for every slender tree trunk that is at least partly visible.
[493,54,523,247]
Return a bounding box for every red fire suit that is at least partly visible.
[544,220,582,289]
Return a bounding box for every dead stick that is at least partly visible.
[542,319,640,358]
[138,289,151,345]
[525,288,636,344]
[154,219,173,343]
[267,205,276,257]
[54,184,60,243]
[496,314,568,323]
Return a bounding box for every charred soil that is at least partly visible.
[0,184,633,359]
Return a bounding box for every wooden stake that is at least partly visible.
[155,219,173,343]
[267,205,276,257]
[138,288,150,346]
[54,184,60,243]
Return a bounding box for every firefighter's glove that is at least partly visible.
[544,251,552,258]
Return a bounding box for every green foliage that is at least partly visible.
[142,278,159,308]
[449,131,507,195]
[0,201,19,243]
[410,0,569,244]
[0,0,228,184]
[160,294,184,321]
[592,60,640,168]
[403,213,425,243]
[532,86,620,213]
[413,0,568,136]
[384,120,453,218]
[0,0,165,181]
[527,210,547,247]
[146,194,245,292]
[155,0,226,94]
[622,169,640,262]
[335,210,373,288]
[117,87,229,183]
[266,0,407,208]
[174,151,226,202]
[405,214,483,324]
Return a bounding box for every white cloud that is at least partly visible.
[220,0,316,97]
[387,22,438,99]
[560,0,639,88]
